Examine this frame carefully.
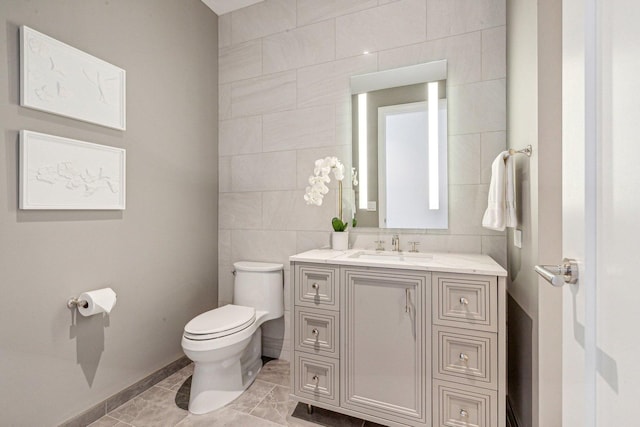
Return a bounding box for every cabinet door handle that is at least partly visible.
[311,328,319,337]
[311,283,319,290]
[459,353,469,362]
[460,409,469,418]
[312,375,319,384]
[459,296,469,305]
[405,288,411,313]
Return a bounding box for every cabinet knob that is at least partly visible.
[312,328,319,337]
[460,409,469,418]
[312,375,319,384]
[459,296,469,305]
[311,283,319,290]
[459,353,469,362]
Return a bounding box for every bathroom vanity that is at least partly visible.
[289,249,507,427]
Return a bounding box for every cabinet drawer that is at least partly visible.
[433,380,497,427]
[294,307,339,358]
[294,352,339,406]
[433,326,497,389]
[433,273,497,332]
[295,264,339,310]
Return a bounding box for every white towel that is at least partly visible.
[482,151,517,231]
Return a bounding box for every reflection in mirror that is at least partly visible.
[351,60,448,229]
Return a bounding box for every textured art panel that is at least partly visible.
[20,130,126,210]
[20,26,126,130]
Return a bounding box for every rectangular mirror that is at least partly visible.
[351,60,448,229]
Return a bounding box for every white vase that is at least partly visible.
[331,231,349,251]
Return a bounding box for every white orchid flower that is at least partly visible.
[304,156,346,212]
[304,186,323,206]
[333,163,345,181]
[309,174,330,185]
[313,159,325,176]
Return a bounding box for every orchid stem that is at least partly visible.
[338,180,343,221]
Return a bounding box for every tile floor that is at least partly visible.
[89,359,380,427]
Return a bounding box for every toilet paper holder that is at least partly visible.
[67,297,89,310]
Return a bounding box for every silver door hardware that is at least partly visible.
[534,258,579,287]
[405,288,411,313]
[392,234,401,252]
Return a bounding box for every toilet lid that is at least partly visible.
[184,304,256,340]
[234,261,283,272]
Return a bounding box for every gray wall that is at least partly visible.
[0,1,218,425]
[506,0,562,425]
[218,0,506,361]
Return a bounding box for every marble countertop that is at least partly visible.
[290,248,507,277]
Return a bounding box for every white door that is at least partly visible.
[561,0,640,425]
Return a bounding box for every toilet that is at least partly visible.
[181,261,284,415]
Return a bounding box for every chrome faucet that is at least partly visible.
[391,234,400,252]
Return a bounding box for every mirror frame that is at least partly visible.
[350,60,448,230]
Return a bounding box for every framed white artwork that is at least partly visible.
[20,25,126,130]
[20,130,126,210]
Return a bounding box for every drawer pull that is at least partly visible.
[311,328,319,337]
[459,296,469,305]
[460,409,469,418]
[459,353,469,362]
[312,375,319,384]
[311,283,320,290]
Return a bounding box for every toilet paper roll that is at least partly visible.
[78,288,117,317]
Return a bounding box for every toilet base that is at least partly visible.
[187,328,263,415]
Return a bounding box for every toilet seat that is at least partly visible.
[184,304,256,341]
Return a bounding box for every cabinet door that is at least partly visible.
[341,268,430,426]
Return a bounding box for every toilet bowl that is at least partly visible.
[181,261,283,415]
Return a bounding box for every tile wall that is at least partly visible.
[218,0,506,359]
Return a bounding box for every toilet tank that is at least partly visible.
[233,261,284,321]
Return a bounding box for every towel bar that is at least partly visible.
[508,145,532,157]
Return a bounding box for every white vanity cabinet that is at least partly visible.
[290,250,506,427]
[431,272,503,427]
[292,263,341,406]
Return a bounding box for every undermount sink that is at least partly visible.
[347,250,434,263]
